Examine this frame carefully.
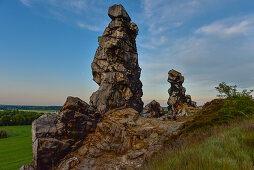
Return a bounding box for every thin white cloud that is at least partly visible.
[196,16,254,38]
[77,22,102,32]
[20,0,31,6]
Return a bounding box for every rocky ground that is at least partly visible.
[56,108,183,169]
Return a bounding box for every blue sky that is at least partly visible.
[1,0,254,106]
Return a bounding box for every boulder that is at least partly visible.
[22,96,99,170]
[108,4,131,22]
[90,4,143,115]
[143,100,165,118]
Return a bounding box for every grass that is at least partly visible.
[143,97,254,169]
[19,109,56,113]
[143,120,254,170]
[0,125,32,170]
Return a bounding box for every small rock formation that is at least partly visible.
[55,108,182,169]
[143,100,165,118]
[167,69,197,116]
[90,4,143,114]
[22,97,99,170]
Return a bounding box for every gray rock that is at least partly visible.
[20,164,35,170]
[108,4,131,22]
[57,157,79,170]
[90,4,143,114]
[23,96,99,170]
[143,100,164,118]
[167,69,197,116]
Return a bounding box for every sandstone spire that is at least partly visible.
[90,4,143,114]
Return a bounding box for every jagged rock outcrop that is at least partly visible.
[55,108,183,169]
[21,97,99,170]
[167,69,197,116]
[143,100,165,118]
[90,4,143,114]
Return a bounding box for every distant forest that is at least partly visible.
[0,110,44,126]
[0,105,61,111]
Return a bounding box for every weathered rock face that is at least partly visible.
[167,69,197,116]
[90,4,143,114]
[25,96,99,170]
[55,108,183,169]
[143,100,165,118]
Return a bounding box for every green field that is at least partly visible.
[0,125,32,170]
[19,109,56,114]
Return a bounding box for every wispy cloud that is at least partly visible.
[20,0,31,6]
[196,16,254,38]
[19,0,110,31]
[139,14,254,105]
[77,22,102,32]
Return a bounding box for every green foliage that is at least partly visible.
[144,120,254,170]
[215,82,253,98]
[180,97,254,136]
[0,129,7,138]
[0,110,43,126]
[0,125,32,170]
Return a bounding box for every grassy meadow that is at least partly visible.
[0,125,32,170]
[143,96,254,170]
[144,120,254,170]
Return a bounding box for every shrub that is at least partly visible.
[0,129,7,139]
[215,82,253,98]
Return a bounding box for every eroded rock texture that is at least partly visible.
[90,4,143,114]
[55,108,182,169]
[143,100,165,118]
[24,97,99,170]
[167,69,197,116]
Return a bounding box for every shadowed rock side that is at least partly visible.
[90,4,143,114]
[143,100,165,118]
[21,97,99,170]
[167,69,197,116]
[55,108,183,169]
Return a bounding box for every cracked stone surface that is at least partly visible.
[143,100,165,118]
[90,4,143,114]
[167,69,197,116]
[24,96,99,170]
[56,108,183,169]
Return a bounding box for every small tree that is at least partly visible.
[215,82,253,98]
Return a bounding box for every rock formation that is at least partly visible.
[167,69,197,116]
[55,108,182,169]
[143,100,165,118]
[21,5,192,170]
[21,97,99,170]
[90,4,143,114]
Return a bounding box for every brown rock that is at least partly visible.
[23,96,99,170]
[90,4,143,114]
[167,69,197,117]
[143,100,165,118]
[56,108,183,169]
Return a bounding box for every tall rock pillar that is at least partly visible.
[90,4,143,114]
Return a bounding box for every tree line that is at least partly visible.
[0,110,44,126]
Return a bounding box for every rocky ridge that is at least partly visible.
[56,108,182,169]
[20,5,197,170]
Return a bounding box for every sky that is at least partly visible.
[0,0,254,106]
